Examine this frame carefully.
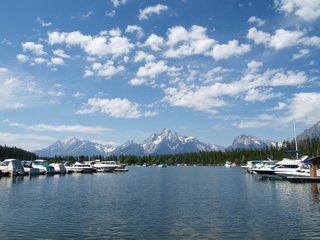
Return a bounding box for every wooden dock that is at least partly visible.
[287,176,320,183]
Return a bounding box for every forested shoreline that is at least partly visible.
[1,138,320,166]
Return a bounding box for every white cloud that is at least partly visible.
[244,88,282,102]
[145,33,164,51]
[16,54,29,62]
[82,11,93,18]
[134,51,155,63]
[211,40,251,60]
[247,27,320,50]
[49,57,64,65]
[136,60,178,79]
[162,63,308,113]
[76,97,157,119]
[111,0,126,8]
[85,61,125,78]
[275,0,320,21]
[0,132,56,151]
[36,17,52,27]
[164,25,216,58]
[0,67,8,74]
[53,49,70,58]
[106,10,116,17]
[125,25,144,39]
[0,77,42,109]
[48,31,133,57]
[292,49,310,60]
[22,42,47,55]
[274,102,288,110]
[138,4,168,20]
[282,92,320,125]
[234,120,270,129]
[248,16,266,26]
[129,78,147,86]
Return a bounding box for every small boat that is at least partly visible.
[157,164,167,168]
[32,160,56,175]
[90,160,118,172]
[0,159,25,176]
[21,161,42,175]
[225,161,232,168]
[50,163,67,174]
[64,161,96,173]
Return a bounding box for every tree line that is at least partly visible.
[0,145,37,161]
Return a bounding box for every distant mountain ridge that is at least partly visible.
[34,128,225,157]
[226,135,279,151]
[297,121,320,141]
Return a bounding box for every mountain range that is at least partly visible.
[34,128,279,157]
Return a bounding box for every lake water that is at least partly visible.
[1,166,320,239]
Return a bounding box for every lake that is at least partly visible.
[1,166,320,239]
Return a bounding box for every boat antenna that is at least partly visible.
[293,119,298,160]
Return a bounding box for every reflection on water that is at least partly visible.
[1,167,320,239]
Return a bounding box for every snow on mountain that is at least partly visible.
[227,135,278,151]
[34,128,225,157]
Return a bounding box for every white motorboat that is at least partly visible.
[157,164,167,168]
[253,156,309,178]
[50,163,67,174]
[32,160,56,174]
[225,161,232,168]
[242,159,274,173]
[90,160,118,172]
[64,161,96,173]
[0,159,25,176]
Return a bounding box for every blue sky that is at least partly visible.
[1,0,320,151]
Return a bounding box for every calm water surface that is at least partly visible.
[1,166,320,239]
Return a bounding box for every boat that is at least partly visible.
[50,163,67,174]
[32,160,56,175]
[21,161,42,175]
[90,160,118,172]
[64,161,96,173]
[225,161,232,168]
[241,160,268,173]
[253,155,309,178]
[157,164,167,168]
[0,159,25,176]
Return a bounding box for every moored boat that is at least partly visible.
[0,159,25,176]
[64,161,96,173]
[32,160,55,175]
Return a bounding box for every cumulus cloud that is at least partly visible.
[211,40,251,60]
[275,0,320,21]
[16,54,29,62]
[48,30,133,57]
[125,25,144,39]
[53,49,70,58]
[164,25,216,58]
[145,33,164,51]
[162,63,308,113]
[247,27,320,50]
[138,4,168,20]
[22,42,47,55]
[76,97,157,119]
[134,51,155,63]
[85,61,125,78]
[136,60,179,79]
[248,16,266,26]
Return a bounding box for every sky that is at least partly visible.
[0,0,320,151]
